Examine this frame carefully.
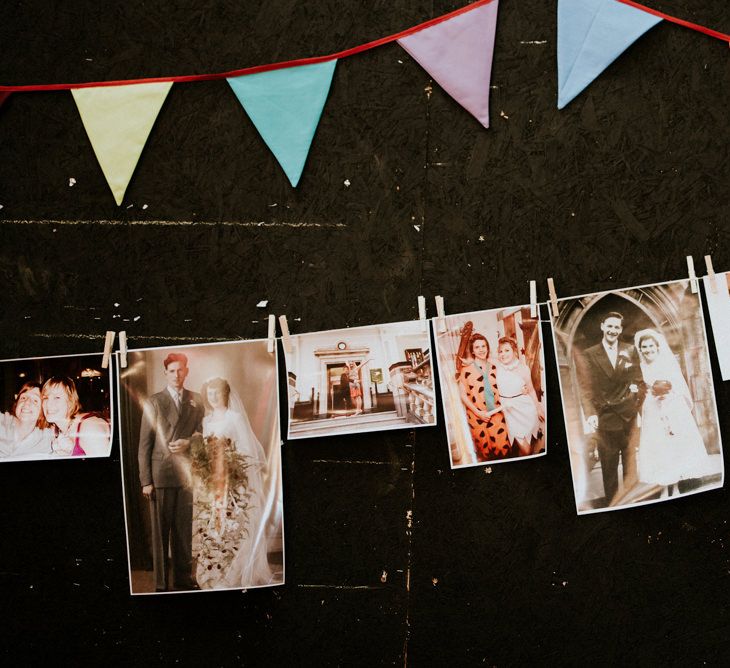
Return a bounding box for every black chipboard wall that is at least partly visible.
[0,1,728,665]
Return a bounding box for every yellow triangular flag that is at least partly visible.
[72,82,173,205]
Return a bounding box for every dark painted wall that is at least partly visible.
[0,1,728,664]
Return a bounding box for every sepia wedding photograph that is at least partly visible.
[284,320,435,439]
[551,279,724,515]
[0,352,113,462]
[117,339,284,595]
[704,270,730,381]
[433,305,547,469]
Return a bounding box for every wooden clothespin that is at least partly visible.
[101,330,116,369]
[686,255,699,294]
[267,314,276,353]
[705,255,718,294]
[434,296,447,333]
[418,295,427,332]
[119,331,128,369]
[547,278,559,317]
[278,315,293,354]
[529,280,538,318]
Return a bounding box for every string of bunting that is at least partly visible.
[1,0,728,204]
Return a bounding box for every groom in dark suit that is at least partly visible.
[576,312,641,506]
[138,352,204,591]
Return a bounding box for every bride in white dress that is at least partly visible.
[634,329,714,493]
[494,337,544,456]
[192,377,273,589]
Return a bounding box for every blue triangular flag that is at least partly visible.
[228,60,337,187]
[558,0,662,109]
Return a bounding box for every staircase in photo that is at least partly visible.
[289,409,411,437]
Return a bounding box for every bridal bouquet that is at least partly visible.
[650,380,673,398]
[190,434,250,492]
[190,434,253,587]
[649,380,675,437]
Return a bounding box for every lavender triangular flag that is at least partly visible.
[558,0,662,109]
[397,0,499,128]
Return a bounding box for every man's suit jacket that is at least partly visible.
[138,388,204,488]
[576,342,640,431]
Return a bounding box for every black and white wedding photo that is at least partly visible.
[118,340,284,594]
[551,279,723,514]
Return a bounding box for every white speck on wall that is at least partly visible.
[133,316,140,322]
[485,467,492,474]
[256,300,268,308]
[343,179,351,187]
[114,303,120,308]
[68,178,76,187]
[126,204,133,209]
[142,204,148,210]
[413,225,421,232]
[380,571,388,583]
[519,40,547,45]
[500,110,509,119]
[478,235,485,242]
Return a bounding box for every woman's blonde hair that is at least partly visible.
[41,376,81,420]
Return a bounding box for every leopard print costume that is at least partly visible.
[459,361,512,461]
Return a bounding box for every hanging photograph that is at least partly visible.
[117,339,284,595]
[284,320,435,439]
[0,352,113,462]
[551,279,724,515]
[433,305,547,469]
[704,271,730,381]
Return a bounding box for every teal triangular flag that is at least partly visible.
[228,60,337,186]
[558,0,662,109]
